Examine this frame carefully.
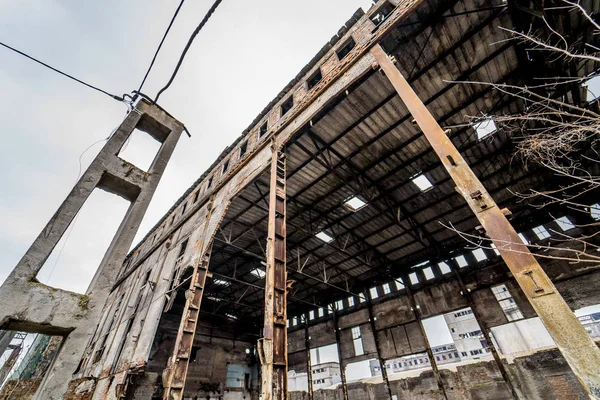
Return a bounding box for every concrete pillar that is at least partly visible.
[372,43,600,399]
[0,99,184,400]
[365,292,393,400]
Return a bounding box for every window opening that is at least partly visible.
[411,173,433,191]
[370,287,379,299]
[222,159,229,174]
[307,68,323,89]
[409,272,419,285]
[239,141,248,158]
[193,190,200,203]
[370,1,395,27]
[382,283,391,294]
[423,267,435,280]
[281,96,294,116]
[259,121,268,138]
[491,284,524,321]
[533,225,551,240]
[336,37,356,60]
[352,326,364,356]
[472,248,487,262]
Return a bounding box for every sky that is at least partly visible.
[0,0,374,293]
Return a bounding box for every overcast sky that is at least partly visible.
[0,0,374,293]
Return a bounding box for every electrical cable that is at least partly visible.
[137,0,186,94]
[0,40,127,102]
[154,0,223,103]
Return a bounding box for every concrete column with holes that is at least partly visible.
[258,140,288,400]
[0,99,184,400]
[371,43,600,399]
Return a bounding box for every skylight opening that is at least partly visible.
[590,203,600,220]
[474,118,497,140]
[225,313,238,320]
[555,216,575,231]
[585,75,600,101]
[315,231,334,243]
[411,173,433,192]
[533,225,551,240]
[250,268,266,279]
[344,196,368,211]
[423,267,435,280]
[213,279,230,286]
[408,272,419,285]
[472,248,488,262]
[438,262,451,274]
[518,233,529,244]
[455,255,468,268]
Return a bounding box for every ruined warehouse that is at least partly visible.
[2,0,600,398]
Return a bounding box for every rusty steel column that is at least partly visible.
[304,313,314,400]
[163,198,215,400]
[365,292,393,400]
[447,260,518,399]
[402,276,449,400]
[371,43,600,398]
[258,140,288,400]
[332,308,349,400]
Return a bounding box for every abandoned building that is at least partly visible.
[1,0,600,398]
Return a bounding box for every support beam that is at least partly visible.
[402,276,449,400]
[332,310,349,400]
[365,293,393,400]
[304,313,314,400]
[163,199,215,400]
[258,141,288,400]
[372,43,600,399]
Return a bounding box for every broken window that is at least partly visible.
[259,121,268,138]
[359,293,367,303]
[492,284,524,321]
[307,68,323,90]
[250,268,266,279]
[532,225,551,240]
[178,238,189,258]
[281,95,294,116]
[351,326,364,356]
[370,1,395,28]
[336,37,356,60]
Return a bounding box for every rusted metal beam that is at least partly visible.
[372,43,600,399]
[162,199,215,400]
[258,140,288,400]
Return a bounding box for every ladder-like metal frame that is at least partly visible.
[258,141,288,400]
[163,199,215,400]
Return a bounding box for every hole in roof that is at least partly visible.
[411,173,433,192]
[585,75,600,101]
[213,279,230,286]
[472,248,487,262]
[315,231,334,243]
[307,68,323,90]
[555,216,575,231]
[250,268,266,279]
[344,196,367,211]
[473,118,497,140]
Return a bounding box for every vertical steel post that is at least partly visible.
[258,140,288,400]
[447,260,518,399]
[304,313,314,400]
[402,276,449,400]
[332,308,349,400]
[371,43,600,398]
[163,198,215,400]
[365,292,393,400]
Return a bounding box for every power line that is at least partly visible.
[154,0,223,103]
[137,0,186,94]
[0,41,128,102]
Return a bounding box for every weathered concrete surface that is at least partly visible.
[0,100,183,400]
[0,378,41,399]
